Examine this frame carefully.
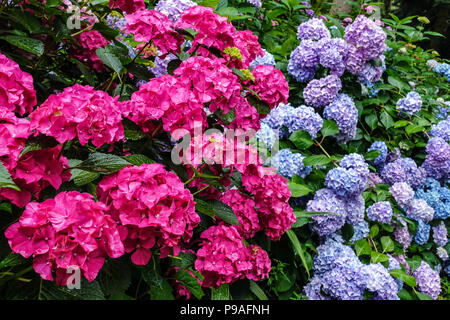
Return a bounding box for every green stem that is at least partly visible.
[192,185,209,196]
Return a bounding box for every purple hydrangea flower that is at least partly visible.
[250,49,276,69]
[151,54,177,78]
[413,261,442,300]
[394,218,412,250]
[432,222,448,247]
[155,0,197,21]
[262,102,294,130]
[340,153,370,179]
[406,199,434,223]
[361,263,399,300]
[366,201,393,224]
[429,119,450,141]
[346,44,366,75]
[316,38,348,76]
[285,105,323,139]
[367,141,388,166]
[303,75,342,108]
[106,14,127,30]
[389,182,414,208]
[414,219,431,245]
[381,157,425,188]
[244,0,262,7]
[368,173,384,188]
[297,18,331,41]
[307,189,347,236]
[344,15,387,61]
[256,122,277,150]
[421,137,450,181]
[323,93,358,143]
[437,247,449,261]
[387,255,403,290]
[396,91,422,115]
[345,194,365,225]
[357,63,383,83]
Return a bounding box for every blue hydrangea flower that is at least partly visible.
[366,201,393,224]
[256,122,277,150]
[345,194,365,225]
[323,93,358,143]
[421,137,450,181]
[361,263,400,300]
[367,141,388,166]
[106,14,127,31]
[250,49,276,69]
[287,41,318,82]
[387,255,403,290]
[325,167,367,197]
[262,102,294,131]
[414,219,431,245]
[349,220,369,243]
[435,101,450,120]
[363,81,380,98]
[415,178,450,219]
[396,91,422,115]
[270,148,311,179]
[284,105,323,139]
[429,119,450,141]
[434,63,450,81]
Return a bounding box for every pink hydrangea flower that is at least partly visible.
[220,189,261,239]
[97,163,200,265]
[109,0,145,14]
[247,65,289,109]
[0,110,31,170]
[70,30,108,73]
[4,191,124,285]
[241,165,296,240]
[0,146,71,208]
[0,51,37,115]
[228,30,264,69]
[175,6,236,57]
[30,84,124,147]
[124,9,183,54]
[194,224,270,288]
[126,74,206,137]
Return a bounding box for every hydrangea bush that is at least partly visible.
[0,0,448,301]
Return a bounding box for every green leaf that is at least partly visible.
[289,130,313,150]
[398,288,414,300]
[73,153,131,174]
[293,209,336,218]
[215,7,239,18]
[123,154,155,166]
[303,154,331,166]
[291,217,309,228]
[97,259,132,296]
[370,225,379,238]
[365,149,382,161]
[171,252,196,269]
[41,279,105,300]
[388,76,410,91]
[354,239,372,256]
[389,269,417,287]
[71,170,100,186]
[127,62,155,81]
[380,111,394,129]
[416,291,433,300]
[320,119,339,138]
[394,120,409,128]
[0,162,20,191]
[286,229,310,278]
[207,199,240,225]
[249,280,268,300]
[0,36,44,56]
[405,124,424,135]
[96,47,123,76]
[380,236,395,253]
[288,182,311,197]
[211,284,230,300]
[370,251,390,264]
[7,9,46,34]
[0,254,25,269]
[142,261,175,300]
[175,270,204,300]
[365,114,378,130]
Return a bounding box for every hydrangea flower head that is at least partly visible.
[284,105,323,139]
[367,141,388,166]
[270,148,311,179]
[0,51,36,115]
[109,0,145,14]
[413,261,442,300]
[323,93,358,143]
[414,219,431,245]
[5,191,124,285]
[396,91,422,115]
[432,222,448,247]
[317,38,348,76]
[297,18,331,41]
[429,119,450,141]
[97,163,200,265]
[155,0,196,21]
[250,49,276,69]
[247,65,289,108]
[70,30,108,73]
[366,201,393,224]
[389,182,414,208]
[303,75,342,108]
[406,199,434,223]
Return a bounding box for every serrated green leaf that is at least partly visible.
[96,47,123,75]
[123,154,155,166]
[416,291,433,300]
[288,182,311,197]
[0,162,20,191]
[394,120,409,128]
[365,114,378,130]
[207,199,239,225]
[303,154,331,166]
[405,124,424,135]
[73,153,131,174]
[171,252,196,269]
[249,280,268,300]
[0,35,44,56]
[370,251,390,264]
[211,283,230,300]
[389,269,416,287]
[380,236,395,253]
[321,119,339,138]
[354,239,372,256]
[175,270,204,300]
[289,130,314,150]
[380,111,394,129]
